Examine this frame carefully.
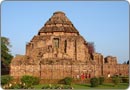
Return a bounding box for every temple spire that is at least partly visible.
[38,11,79,34]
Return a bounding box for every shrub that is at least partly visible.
[99,77,105,85]
[58,79,65,84]
[1,75,13,85]
[64,77,73,85]
[21,75,40,87]
[112,76,121,86]
[121,77,129,83]
[90,77,99,87]
[32,77,40,85]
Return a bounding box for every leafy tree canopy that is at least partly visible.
[1,37,13,66]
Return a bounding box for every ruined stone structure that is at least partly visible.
[10,11,129,79]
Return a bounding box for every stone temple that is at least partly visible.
[10,11,128,79]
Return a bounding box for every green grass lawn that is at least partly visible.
[33,83,129,89]
[73,83,129,89]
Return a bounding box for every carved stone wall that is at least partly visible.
[104,56,117,64]
[102,64,129,77]
[10,11,129,79]
[10,64,129,79]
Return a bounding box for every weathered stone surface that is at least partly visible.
[10,11,129,79]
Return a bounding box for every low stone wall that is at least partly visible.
[10,64,129,79]
[103,64,129,77]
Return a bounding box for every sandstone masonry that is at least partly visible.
[10,11,129,79]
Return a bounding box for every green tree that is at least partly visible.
[99,77,105,85]
[112,76,121,86]
[1,75,13,85]
[1,37,13,74]
[90,77,99,87]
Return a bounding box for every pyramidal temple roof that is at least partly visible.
[38,11,79,34]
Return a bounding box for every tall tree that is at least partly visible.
[1,37,13,65]
[1,37,13,75]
